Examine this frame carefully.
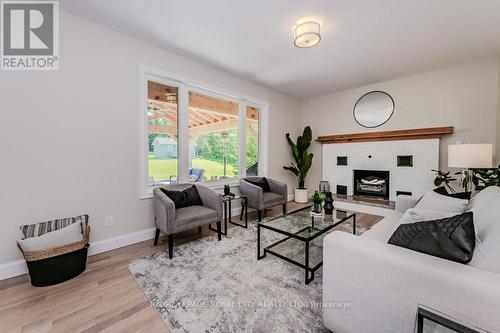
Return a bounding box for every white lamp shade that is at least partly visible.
[448,144,493,168]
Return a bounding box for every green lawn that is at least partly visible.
[148,154,236,181]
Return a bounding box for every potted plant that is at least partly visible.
[311,191,324,214]
[432,169,457,193]
[223,184,234,197]
[283,126,314,203]
[473,165,500,190]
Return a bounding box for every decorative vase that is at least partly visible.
[295,188,309,203]
[312,202,322,214]
[324,191,334,214]
[319,181,330,194]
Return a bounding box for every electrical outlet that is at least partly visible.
[105,216,114,227]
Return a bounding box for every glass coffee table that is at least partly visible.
[257,206,356,284]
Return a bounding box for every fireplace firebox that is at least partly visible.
[353,170,390,200]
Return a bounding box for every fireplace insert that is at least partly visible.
[353,170,390,200]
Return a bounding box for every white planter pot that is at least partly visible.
[294,188,309,203]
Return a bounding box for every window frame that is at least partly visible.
[139,65,269,199]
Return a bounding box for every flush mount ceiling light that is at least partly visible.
[294,21,321,48]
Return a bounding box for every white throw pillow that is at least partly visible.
[18,222,84,252]
[414,190,468,214]
[465,186,500,241]
[399,208,456,225]
[466,185,500,211]
[470,221,500,274]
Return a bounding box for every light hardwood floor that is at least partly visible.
[0,203,382,333]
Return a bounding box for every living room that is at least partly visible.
[1,1,500,332]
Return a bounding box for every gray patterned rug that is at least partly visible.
[129,210,367,333]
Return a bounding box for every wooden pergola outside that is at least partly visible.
[148,81,259,141]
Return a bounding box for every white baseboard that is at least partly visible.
[0,227,159,281]
[0,260,28,281]
[0,203,257,281]
[87,228,157,256]
[0,198,300,281]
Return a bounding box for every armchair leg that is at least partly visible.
[258,210,262,222]
[168,235,174,259]
[154,228,160,246]
[198,226,202,233]
[283,203,287,215]
[216,221,222,241]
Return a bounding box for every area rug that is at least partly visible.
[129,211,368,333]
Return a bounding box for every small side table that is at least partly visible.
[209,195,247,235]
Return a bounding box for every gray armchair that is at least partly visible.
[239,177,288,221]
[153,183,223,258]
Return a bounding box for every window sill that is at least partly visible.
[140,178,240,200]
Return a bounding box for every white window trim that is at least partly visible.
[139,64,269,199]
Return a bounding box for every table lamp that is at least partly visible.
[448,143,493,192]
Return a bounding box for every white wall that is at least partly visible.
[0,12,301,266]
[302,59,499,191]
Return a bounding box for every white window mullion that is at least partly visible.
[259,104,269,177]
[178,85,189,183]
[238,102,247,178]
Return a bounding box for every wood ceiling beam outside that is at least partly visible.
[188,118,238,136]
[149,124,177,136]
[148,81,259,119]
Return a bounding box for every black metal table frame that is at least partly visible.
[209,196,248,236]
[257,206,356,284]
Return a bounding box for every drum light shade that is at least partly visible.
[294,21,321,48]
[448,144,493,168]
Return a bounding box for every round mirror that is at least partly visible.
[353,91,394,128]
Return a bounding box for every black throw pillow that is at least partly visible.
[245,177,271,192]
[160,185,203,209]
[388,212,475,264]
[433,187,471,200]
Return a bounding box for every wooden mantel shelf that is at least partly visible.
[316,126,454,144]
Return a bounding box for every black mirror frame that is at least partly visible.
[353,90,395,128]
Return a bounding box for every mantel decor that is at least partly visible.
[316,126,453,144]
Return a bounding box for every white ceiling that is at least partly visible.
[60,0,500,99]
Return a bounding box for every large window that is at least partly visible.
[147,80,178,185]
[140,66,267,197]
[188,91,239,181]
[246,105,260,176]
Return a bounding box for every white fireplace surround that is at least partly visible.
[322,139,439,201]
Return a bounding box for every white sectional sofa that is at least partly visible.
[323,187,500,333]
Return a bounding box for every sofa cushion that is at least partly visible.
[399,208,456,225]
[18,222,84,252]
[415,190,468,214]
[174,205,218,232]
[362,212,403,242]
[466,185,500,211]
[469,220,500,273]
[388,212,475,264]
[160,185,203,209]
[263,192,284,206]
[465,186,500,241]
